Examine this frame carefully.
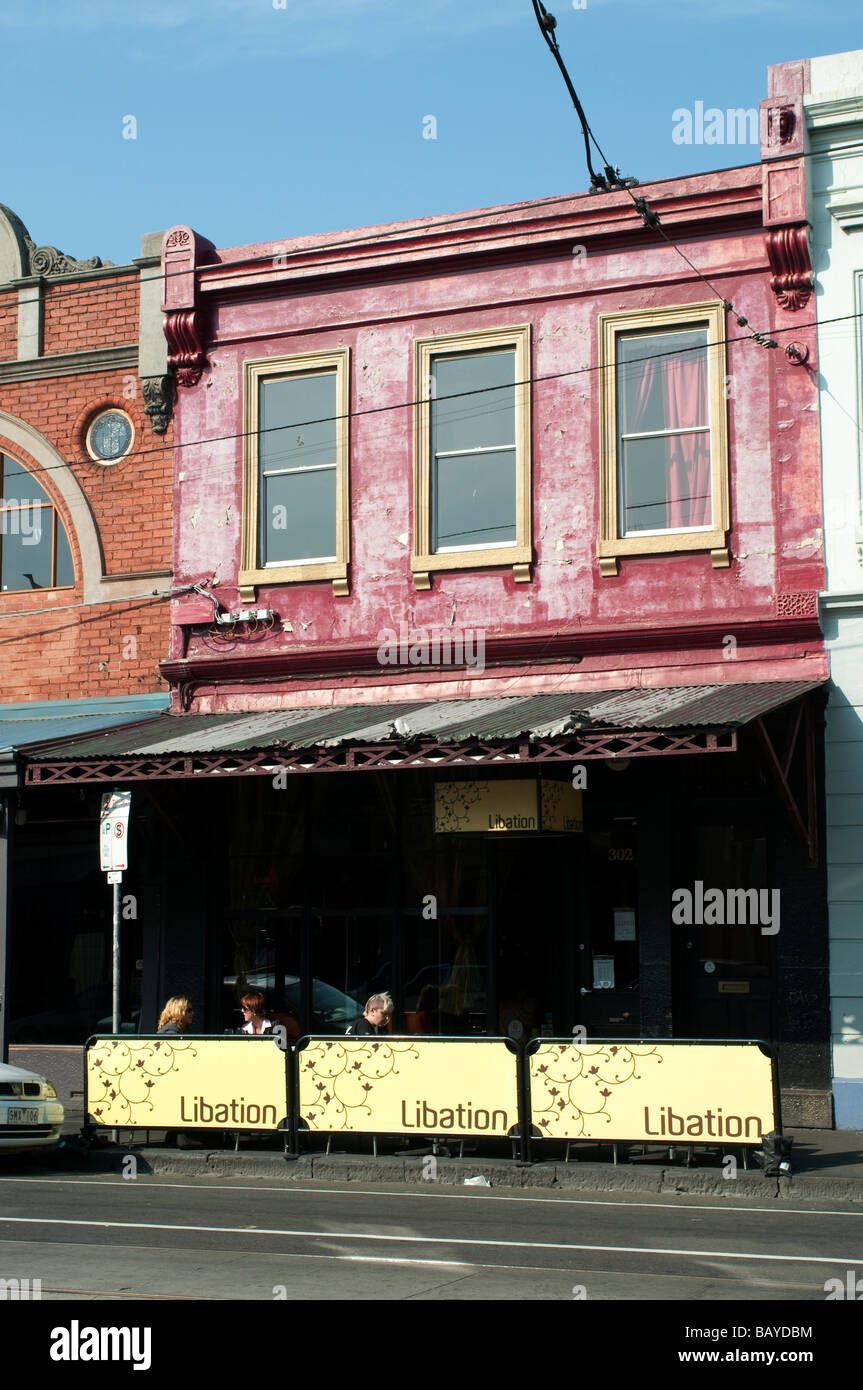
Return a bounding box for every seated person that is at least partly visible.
[346,993,394,1036]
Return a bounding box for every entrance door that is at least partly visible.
[578,820,641,1038]
[673,820,774,1041]
[492,836,574,1038]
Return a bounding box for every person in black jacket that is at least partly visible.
[346,993,394,1036]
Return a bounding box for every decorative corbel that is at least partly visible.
[141,375,175,434]
[765,226,812,311]
[161,225,214,388]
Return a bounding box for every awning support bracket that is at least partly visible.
[754,698,818,865]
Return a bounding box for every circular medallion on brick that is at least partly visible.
[85,409,134,464]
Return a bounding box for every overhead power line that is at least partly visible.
[528,1,782,349]
[1,311,857,492]
[1,137,860,323]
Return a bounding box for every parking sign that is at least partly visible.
[100,790,131,872]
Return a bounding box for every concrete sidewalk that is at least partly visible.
[50,1111,863,1201]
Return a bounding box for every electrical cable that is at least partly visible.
[0,137,860,322]
[526,1,783,348]
[1,311,858,491]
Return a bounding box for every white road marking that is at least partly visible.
[0,1175,858,1220]
[0,1235,815,1291]
[0,1214,859,1264]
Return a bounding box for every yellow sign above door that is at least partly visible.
[434,779,582,833]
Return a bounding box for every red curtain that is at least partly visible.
[623,342,710,530]
[662,349,710,529]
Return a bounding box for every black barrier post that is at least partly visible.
[766,1040,784,1136]
[82,1036,94,1145]
[518,1039,533,1165]
[286,1037,299,1158]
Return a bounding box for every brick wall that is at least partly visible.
[0,269,174,702]
[1,371,172,574]
[0,288,17,361]
[0,595,170,700]
[41,275,138,356]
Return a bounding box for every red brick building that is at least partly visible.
[0,205,174,1065]
[0,204,174,699]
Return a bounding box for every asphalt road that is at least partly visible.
[0,1170,861,1303]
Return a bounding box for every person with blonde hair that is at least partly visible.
[346,993,394,1036]
[156,996,201,1147]
[157,996,195,1034]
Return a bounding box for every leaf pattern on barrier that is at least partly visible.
[300,1039,420,1130]
[531,1044,662,1137]
[434,781,485,831]
[87,1040,198,1125]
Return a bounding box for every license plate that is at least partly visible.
[8,1108,40,1124]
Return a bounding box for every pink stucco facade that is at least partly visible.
[161,148,826,713]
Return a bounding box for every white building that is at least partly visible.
[804,50,863,1128]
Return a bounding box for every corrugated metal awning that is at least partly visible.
[19,680,823,765]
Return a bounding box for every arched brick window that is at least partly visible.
[0,452,74,592]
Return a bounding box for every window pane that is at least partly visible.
[432,350,515,454]
[260,371,337,473]
[0,456,51,507]
[1,506,53,590]
[621,432,712,532]
[55,517,74,586]
[263,468,337,562]
[618,328,708,436]
[433,448,517,549]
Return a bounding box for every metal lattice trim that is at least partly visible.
[24,729,736,784]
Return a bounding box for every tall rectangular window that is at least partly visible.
[413,327,531,589]
[617,328,711,534]
[240,350,350,601]
[259,370,338,565]
[598,302,729,576]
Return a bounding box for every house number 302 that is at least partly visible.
[608,847,634,861]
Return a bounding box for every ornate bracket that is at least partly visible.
[163,312,207,388]
[765,226,812,311]
[141,375,176,434]
[161,225,214,389]
[24,234,107,277]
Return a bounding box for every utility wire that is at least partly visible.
[0,583,195,623]
[1,137,860,321]
[1,311,856,491]
[528,2,779,349]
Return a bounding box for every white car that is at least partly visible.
[0,1061,64,1153]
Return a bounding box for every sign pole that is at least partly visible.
[111,876,122,1035]
[100,790,131,1043]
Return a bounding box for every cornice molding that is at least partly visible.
[804,93,863,127]
[197,177,765,298]
[0,344,137,384]
[826,195,863,231]
[161,613,824,687]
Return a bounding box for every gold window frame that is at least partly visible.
[597,301,730,577]
[239,348,351,601]
[412,326,532,590]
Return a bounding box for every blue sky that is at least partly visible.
[2,0,861,264]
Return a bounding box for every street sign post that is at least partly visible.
[100,791,131,1035]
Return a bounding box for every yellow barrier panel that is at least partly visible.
[298,1036,518,1136]
[86,1037,288,1129]
[528,1041,775,1142]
